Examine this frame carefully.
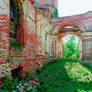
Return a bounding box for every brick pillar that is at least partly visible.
[79,37,82,59]
[58,38,63,58]
[57,33,63,58]
[19,3,25,46]
[81,32,92,63]
[0,0,10,62]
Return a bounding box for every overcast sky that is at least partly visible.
[63,35,78,44]
[58,0,92,17]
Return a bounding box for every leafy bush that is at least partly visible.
[63,36,79,59]
[25,72,32,82]
[3,75,18,90]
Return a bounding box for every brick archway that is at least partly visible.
[57,31,82,59]
[50,19,87,34]
[48,19,87,59]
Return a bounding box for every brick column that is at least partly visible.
[81,32,92,63]
[79,37,82,59]
[19,3,25,46]
[58,38,63,58]
[57,33,63,58]
[0,0,10,62]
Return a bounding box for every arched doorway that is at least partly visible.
[49,18,87,59]
[62,35,80,59]
[57,29,82,59]
[49,20,84,59]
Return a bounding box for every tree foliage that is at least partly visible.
[63,36,79,59]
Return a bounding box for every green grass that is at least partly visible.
[36,59,92,92]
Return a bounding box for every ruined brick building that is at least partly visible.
[0,0,92,80]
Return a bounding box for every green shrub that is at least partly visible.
[25,72,32,82]
[63,36,79,59]
[3,75,18,90]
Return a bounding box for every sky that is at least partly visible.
[63,35,78,44]
[58,0,92,17]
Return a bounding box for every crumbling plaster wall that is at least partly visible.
[36,10,51,57]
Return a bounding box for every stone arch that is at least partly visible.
[48,19,88,59]
[49,18,87,59]
[50,19,87,34]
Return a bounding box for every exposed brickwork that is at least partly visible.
[0,63,11,77]
[0,0,10,78]
[9,49,25,57]
[0,15,9,62]
[20,59,37,78]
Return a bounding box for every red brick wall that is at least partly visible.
[19,0,52,76]
[0,0,11,78]
[9,49,25,57]
[19,3,25,46]
[19,0,36,76]
[0,0,10,62]
[23,19,36,59]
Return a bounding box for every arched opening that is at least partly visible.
[49,19,87,60]
[11,66,23,80]
[10,0,20,44]
[10,0,24,49]
[62,35,79,59]
[57,25,82,59]
[50,19,87,35]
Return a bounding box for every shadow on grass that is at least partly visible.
[37,58,92,92]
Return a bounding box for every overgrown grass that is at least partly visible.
[2,59,92,92]
[36,59,92,92]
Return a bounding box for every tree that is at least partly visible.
[63,36,79,59]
